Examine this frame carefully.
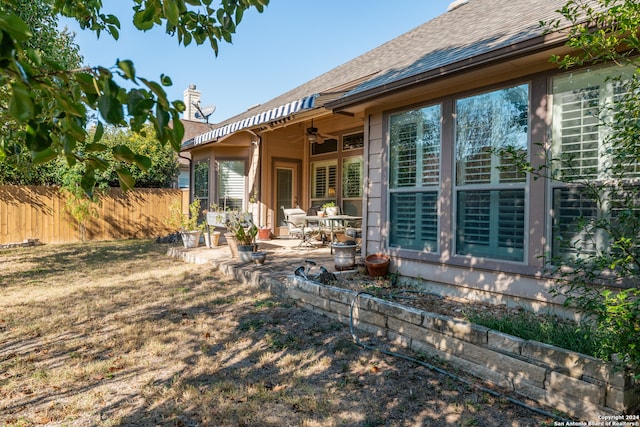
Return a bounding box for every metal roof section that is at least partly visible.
[183,94,318,149]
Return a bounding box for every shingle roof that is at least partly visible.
[186,0,571,146]
[338,0,569,100]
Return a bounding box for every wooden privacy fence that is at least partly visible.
[0,186,189,245]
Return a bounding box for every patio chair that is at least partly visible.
[281,207,320,248]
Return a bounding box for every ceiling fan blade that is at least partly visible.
[318,132,338,140]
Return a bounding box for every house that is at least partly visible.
[181,0,630,313]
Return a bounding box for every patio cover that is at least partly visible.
[188,94,318,147]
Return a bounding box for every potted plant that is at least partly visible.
[322,201,338,216]
[166,199,205,248]
[258,226,271,240]
[201,204,222,248]
[225,211,258,261]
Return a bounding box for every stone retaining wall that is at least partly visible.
[195,255,639,421]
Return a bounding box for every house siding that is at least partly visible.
[365,114,384,254]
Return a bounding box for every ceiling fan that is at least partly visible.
[291,119,337,144]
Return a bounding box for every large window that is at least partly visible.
[551,65,637,258]
[389,104,441,251]
[217,160,245,211]
[455,84,529,261]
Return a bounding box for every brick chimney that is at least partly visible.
[183,84,201,121]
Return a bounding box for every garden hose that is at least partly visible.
[349,291,572,424]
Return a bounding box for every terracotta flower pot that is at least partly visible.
[365,253,390,277]
[258,228,271,240]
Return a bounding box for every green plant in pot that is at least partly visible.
[166,199,205,248]
[322,201,338,216]
[224,211,258,261]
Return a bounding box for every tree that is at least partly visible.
[93,123,180,188]
[0,0,82,185]
[0,0,269,195]
[502,0,640,375]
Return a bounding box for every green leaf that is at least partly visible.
[93,122,105,143]
[80,170,97,197]
[9,83,34,122]
[97,94,124,124]
[133,154,152,172]
[31,148,58,164]
[139,77,169,109]
[86,155,110,171]
[127,89,154,116]
[85,143,108,153]
[160,74,172,86]
[0,12,32,41]
[133,10,155,31]
[163,0,180,26]
[169,111,184,151]
[235,7,244,26]
[116,167,135,191]
[108,25,120,40]
[117,59,136,80]
[112,145,136,163]
[63,134,76,156]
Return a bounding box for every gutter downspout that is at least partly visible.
[178,153,192,207]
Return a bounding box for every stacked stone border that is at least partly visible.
[0,238,42,249]
[169,248,640,421]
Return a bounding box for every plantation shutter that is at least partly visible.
[391,122,418,188]
[552,187,598,257]
[498,190,525,252]
[554,86,600,179]
[312,161,337,199]
[457,190,525,261]
[389,104,441,251]
[218,160,245,211]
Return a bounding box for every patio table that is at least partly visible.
[302,215,362,253]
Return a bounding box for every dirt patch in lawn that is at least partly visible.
[1,240,557,426]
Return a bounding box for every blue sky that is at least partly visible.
[62,1,453,122]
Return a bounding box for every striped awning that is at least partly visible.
[190,94,318,147]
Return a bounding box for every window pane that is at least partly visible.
[311,138,338,155]
[342,157,363,198]
[218,160,244,211]
[552,187,598,258]
[391,121,417,188]
[390,192,438,251]
[342,132,364,150]
[552,65,636,180]
[194,161,209,210]
[456,190,525,261]
[456,85,528,185]
[311,161,337,199]
[390,105,441,189]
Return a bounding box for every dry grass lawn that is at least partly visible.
[0,239,554,426]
